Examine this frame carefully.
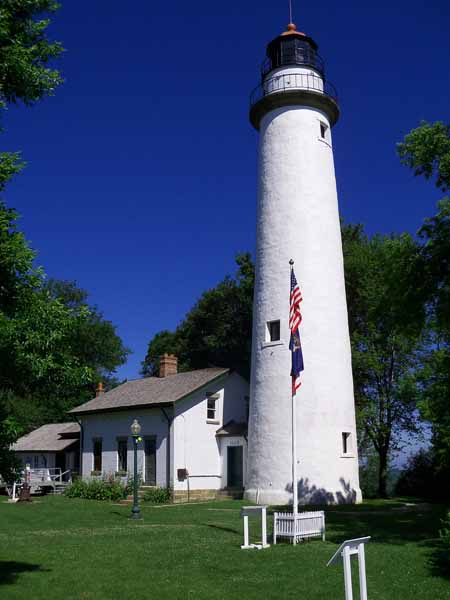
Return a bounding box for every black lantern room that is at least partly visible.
[261,23,324,79]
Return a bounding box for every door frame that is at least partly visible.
[226,444,244,488]
[144,436,157,486]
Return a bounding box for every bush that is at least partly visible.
[143,487,171,504]
[395,450,440,499]
[65,475,126,501]
[125,474,142,496]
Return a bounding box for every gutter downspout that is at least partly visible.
[160,407,173,490]
[73,416,83,480]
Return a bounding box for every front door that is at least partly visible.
[145,438,156,485]
[227,446,243,488]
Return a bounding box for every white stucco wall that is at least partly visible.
[246,64,361,505]
[80,409,170,487]
[173,372,249,491]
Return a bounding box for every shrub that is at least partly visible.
[143,487,171,504]
[65,475,126,501]
[125,474,142,496]
[395,450,439,499]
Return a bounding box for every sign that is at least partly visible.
[327,537,371,600]
[240,505,269,550]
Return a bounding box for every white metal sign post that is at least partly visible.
[327,536,371,600]
[240,506,270,550]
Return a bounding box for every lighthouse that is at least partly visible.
[245,22,362,505]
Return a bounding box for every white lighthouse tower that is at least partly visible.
[245,22,362,505]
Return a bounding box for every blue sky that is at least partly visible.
[3,0,450,380]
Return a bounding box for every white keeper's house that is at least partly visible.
[70,355,249,502]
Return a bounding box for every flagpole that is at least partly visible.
[289,259,298,545]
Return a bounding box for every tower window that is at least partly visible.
[320,122,328,139]
[267,320,281,342]
[342,432,352,455]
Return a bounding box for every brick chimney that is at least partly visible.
[96,382,104,397]
[159,354,178,378]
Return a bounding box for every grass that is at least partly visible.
[0,495,449,599]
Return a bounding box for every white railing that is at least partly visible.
[273,510,325,544]
[28,468,72,484]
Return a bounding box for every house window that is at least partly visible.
[117,439,128,472]
[207,393,219,421]
[320,122,328,139]
[33,455,39,469]
[267,320,280,342]
[342,432,352,455]
[93,438,102,472]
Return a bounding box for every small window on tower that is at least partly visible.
[320,122,328,139]
[342,432,352,455]
[267,320,281,342]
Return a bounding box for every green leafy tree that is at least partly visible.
[398,122,450,493]
[141,253,254,379]
[141,330,179,377]
[398,121,450,192]
[342,224,425,497]
[0,0,63,185]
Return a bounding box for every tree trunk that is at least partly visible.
[378,448,389,498]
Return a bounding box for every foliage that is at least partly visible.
[141,253,254,379]
[65,475,127,501]
[0,402,21,482]
[342,224,426,497]
[439,510,450,567]
[143,487,171,504]
[0,0,63,185]
[140,330,178,377]
[395,449,440,500]
[398,121,450,192]
[124,474,142,495]
[399,123,450,493]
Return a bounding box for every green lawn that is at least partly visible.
[0,495,449,598]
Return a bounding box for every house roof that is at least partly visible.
[70,367,230,415]
[216,420,248,437]
[12,423,80,453]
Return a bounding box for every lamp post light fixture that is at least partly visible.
[130,418,142,520]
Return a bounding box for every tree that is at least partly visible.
[398,121,450,192]
[141,330,179,377]
[398,122,450,494]
[342,224,426,497]
[0,0,63,185]
[141,253,254,379]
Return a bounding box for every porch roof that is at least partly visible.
[12,423,80,453]
[216,420,248,437]
[70,367,230,415]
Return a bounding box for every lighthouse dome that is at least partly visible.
[262,23,324,78]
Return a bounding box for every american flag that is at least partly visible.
[289,267,304,394]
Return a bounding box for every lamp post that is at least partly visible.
[130,418,142,520]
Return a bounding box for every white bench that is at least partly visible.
[273,510,325,544]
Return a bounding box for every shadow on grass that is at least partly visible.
[422,539,450,580]
[0,561,47,585]
[206,523,241,536]
[269,501,446,546]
